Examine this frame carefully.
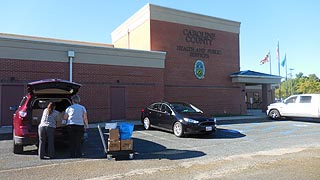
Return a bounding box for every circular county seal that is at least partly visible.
[194,60,205,79]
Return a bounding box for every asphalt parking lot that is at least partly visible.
[0,123,247,161]
[1,117,320,179]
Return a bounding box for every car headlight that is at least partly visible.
[183,118,199,124]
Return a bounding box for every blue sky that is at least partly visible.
[1,0,319,78]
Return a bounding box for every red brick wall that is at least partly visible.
[0,58,68,82]
[0,58,164,122]
[73,63,164,121]
[150,20,243,115]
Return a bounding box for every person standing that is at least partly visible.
[38,102,59,159]
[64,95,89,158]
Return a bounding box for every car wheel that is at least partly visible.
[173,122,184,137]
[143,117,151,130]
[13,138,23,154]
[269,109,281,120]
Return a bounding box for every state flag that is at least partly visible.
[260,52,269,65]
[281,54,286,67]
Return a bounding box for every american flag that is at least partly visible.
[276,42,279,60]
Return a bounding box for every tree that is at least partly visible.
[296,72,304,79]
[275,73,320,99]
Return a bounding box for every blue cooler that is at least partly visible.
[119,123,134,140]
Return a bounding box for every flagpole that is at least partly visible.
[277,41,281,100]
[277,42,280,76]
[269,50,271,74]
[285,54,288,97]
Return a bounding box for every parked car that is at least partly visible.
[267,94,320,120]
[10,79,81,154]
[141,102,216,137]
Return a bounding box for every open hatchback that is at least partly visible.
[11,79,81,154]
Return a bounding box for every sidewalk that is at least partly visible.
[0,110,267,135]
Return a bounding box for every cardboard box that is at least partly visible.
[108,140,120,151]
[120,139,133,151]
[55,111,66,127]
[109,129,120,141]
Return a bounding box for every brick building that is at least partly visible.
[0,4,280,127]
[112,4,244,115]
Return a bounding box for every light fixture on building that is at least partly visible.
[68,51,75,82]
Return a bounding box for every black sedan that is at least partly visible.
[141,102,216,137]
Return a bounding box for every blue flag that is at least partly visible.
[281,54,286,67]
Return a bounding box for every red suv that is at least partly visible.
[11,79,81,154]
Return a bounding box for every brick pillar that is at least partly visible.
[261,84,272,111]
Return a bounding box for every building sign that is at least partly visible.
[194,60,205,79]
[176,29,222,59]
[183,29,215,46]
[176,46,221,59]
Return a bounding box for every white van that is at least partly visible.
[267,94,320,119]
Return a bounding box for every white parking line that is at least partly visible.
[293,124,309,127]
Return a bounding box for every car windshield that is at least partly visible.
[284,96,297,104]
[170,103,202,113]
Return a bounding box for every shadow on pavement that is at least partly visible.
[213,128,246,138]
[217,117,273,125]
[281,117,320,124]
[95,127,206,161]
[217,116,320,126]
[6,126,246,160]
[135,124,246,140]
[186,128,246,139]
[0,133,12,141]
[132,137,206,160]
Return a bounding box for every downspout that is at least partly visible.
[68,51,75,82]
[127,29,130,49]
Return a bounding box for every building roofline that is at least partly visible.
[0,33,114,48]
[230,70,282,84]
[149,3,241,30]
[230,70,282,79]
[112,3,241,43]
[0,32,167,68]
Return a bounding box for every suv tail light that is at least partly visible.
[19,111,27,118]
[141,109,145,113]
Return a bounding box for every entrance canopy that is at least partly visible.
[230,70,282,111]
[230,70,281,84]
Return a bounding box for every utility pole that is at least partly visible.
[289,68,294,95]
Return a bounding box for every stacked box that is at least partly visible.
[106,123,134,152]
[109,129,120,141]
[108,128,120,151]
[120,139,133,150]
[108,140,120,151]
